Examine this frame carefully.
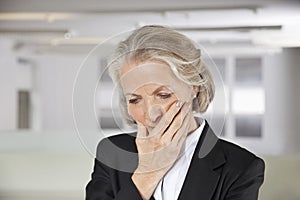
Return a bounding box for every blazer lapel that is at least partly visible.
[177,122,226,200]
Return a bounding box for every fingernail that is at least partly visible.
[184,102,192,113]
[176,101,182,107]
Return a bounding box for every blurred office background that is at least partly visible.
[0,0,300,199]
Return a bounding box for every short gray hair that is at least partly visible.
[108,25,215,126]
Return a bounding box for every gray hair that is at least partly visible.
[108,25,215,126]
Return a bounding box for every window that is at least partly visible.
[233,57,264,138]
[18,90,31,129]
[209,56,265,138]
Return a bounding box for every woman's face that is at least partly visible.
[119,62,196,131]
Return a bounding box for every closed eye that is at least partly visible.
[157,93,173,99]
[128,98,141,104]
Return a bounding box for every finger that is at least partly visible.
[148,100,183,137]
[136,122,148,138]
[167,113,191,161]
[176,131,189,159]
[173,110,192,146]
[160,102,192,143]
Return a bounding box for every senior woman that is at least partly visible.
[86,25,265,200]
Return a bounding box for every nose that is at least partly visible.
[146,104,164,125]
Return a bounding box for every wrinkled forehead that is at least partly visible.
[119,62,186,94]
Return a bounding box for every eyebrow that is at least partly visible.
[125,85,172,96]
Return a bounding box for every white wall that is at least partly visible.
[1,40,300,200]
[34,54,87,130]
[0,39,32,130]
[263,48,300,155]
[1,38,300,156]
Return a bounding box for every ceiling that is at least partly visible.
[1,0,300,54]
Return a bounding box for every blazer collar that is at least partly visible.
[126,121,226,200]
[176,121,226,200]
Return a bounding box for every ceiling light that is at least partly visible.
[0,13,75,22]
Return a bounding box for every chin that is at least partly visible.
[146,126,155,131]
[146,125,157,132]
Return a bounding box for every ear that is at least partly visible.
[191,86,199,98]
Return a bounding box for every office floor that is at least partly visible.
[259,156,300,200]
[0,151,299,200]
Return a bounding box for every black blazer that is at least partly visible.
[86,122,265,200]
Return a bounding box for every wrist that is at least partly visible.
[132,170,164,199]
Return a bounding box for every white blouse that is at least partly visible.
[153,119,205,200]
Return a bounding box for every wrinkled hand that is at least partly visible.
[135,101,192,174]
[131,101,193,199]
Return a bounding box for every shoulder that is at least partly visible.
[96,132,137,159]
[214,139,265,197]
[97,132,137,153]
[216,138,265,175]
[199,122,264,171]
[95,132,139,172]
[219,138,258,160]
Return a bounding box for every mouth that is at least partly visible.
[147,125,156,130]
[147,123,169,133]
[146,123,159,133]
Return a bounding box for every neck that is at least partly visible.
[187,114,202,136]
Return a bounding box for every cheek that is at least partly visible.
[127,97,177,123]
[159,96,178,112]
[128,104,144,122]
[172,85,194,102]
